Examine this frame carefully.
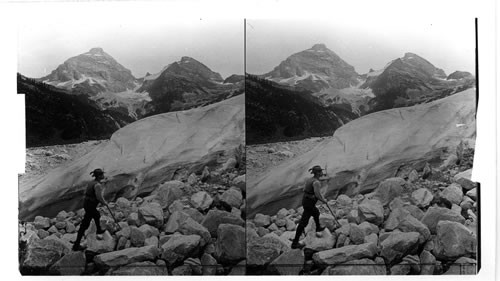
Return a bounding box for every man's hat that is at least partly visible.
[90,168,104,177]
[308,165,324,174]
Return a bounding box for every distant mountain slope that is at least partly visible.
[263,44,360,91]
[246,75,357,144]
[361,52,474,112]
[41,47,138,95]
[18,74,133,147]
[138,56,243,115]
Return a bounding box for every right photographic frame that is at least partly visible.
[245,18,479,275]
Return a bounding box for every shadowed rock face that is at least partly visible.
[247,89,475,217]
[19,95,245,220]
[263,44,360,91]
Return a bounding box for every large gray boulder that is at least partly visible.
[323,258,386,275]
[371,177,405,206]
[22,239,67,271]
[201,209,244,237]
[87,231,116,253]
[94,245,160,267]
[33,216,51,230]
[411,188,434,208]
[269,249,305,275]
[220,187,243,208]
[247,236,288,266]
[160,234,202,265]
[303,228,336,251]
[440,183,464,205]
[312,242,378,265]
[420,206,466,234]
[358,199,384,225]
[111,261,168,275]
[138,202,164,228]
[443,257,477,275]
[380,232,420,264]
[215,224,246,263]
[49,251,86,275]
[253,213,272,227]
[154,181,184,209]
[419,250,436,275]
[190,191,213,211]
[433,221,477,260]
[164,211,210,244]
[453,169,475,191]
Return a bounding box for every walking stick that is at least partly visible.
[105,204,122,231]
[323,162,341,229]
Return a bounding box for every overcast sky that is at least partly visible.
[17,4,244,79]
[246,19,476,76]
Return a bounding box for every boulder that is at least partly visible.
[116,197,131,209]
[201,209,245,237]
[420,206,466,234]
[33,216,51,230]
[190,191,213,211]
[408,169,419,183]
[380,232,420,264]
[323,258,386,275]
[441,183,463,205]
[350,222,379,244]
[138,202,164,228]
[419,250,436,275]
[444,257,477,275]
[65,222,76,233]
[49,251,86,275]
[111,261,167,275]
[247,236,287,266]
[116,226,131,239]
[372,178,405,206]
[127,212,141,226]
[337,194,352,206]
[160,234,202,265]
[269,249,305,275]
[130,226,146,247]
[154,181,184,209]
[116,236,128,250]
[453,169,475,190]
[182,207,205,224]
[87,231,116,253]
[201,253,217,275]
[358,199,384,225]
[220,187,243,209]
[22,239,68,271]
[229,260,246,275]
[411,188,434,208]
[253,213,272,227]
[145,236,159,247]
[164,211,210,244]
[138,224,160,238]
[303,228,336,251]
[404,205,424,220]
[397,214,431,243]
[312,243,378,265]
[215,224,246,262]
[433,221,476,260]
[168,200,186,214]
[466,188,477,201]
[171,265,192,275]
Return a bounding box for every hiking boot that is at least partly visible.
[291,241,305,249]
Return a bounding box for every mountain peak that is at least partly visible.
[88,47,105,55]
[310,43,328,51]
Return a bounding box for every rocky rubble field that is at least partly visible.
[20,140,107,186]
[247,137,327,178]
[247,145,478,275]
[19,163,246,275]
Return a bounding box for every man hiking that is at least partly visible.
[72,168,108,251]
[291,165,328,249]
